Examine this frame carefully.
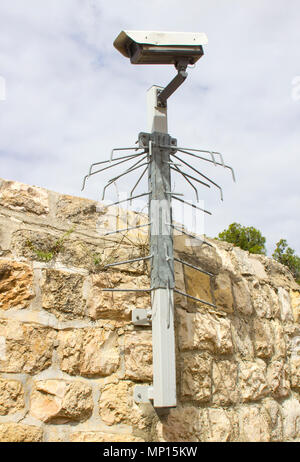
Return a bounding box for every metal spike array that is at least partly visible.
[82,85,235,408]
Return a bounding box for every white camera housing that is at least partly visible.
[113,30,208,65]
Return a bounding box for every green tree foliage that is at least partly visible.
[217,222,266,255]
[272,239,300,284]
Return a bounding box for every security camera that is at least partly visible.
[113,30,208,66]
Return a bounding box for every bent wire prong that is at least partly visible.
[174,289,216,308]
[102,161,149,200]
[104,255,153,268]
[89,151,145,175]
[110,146,141,161]
[176,148,236,182]
[81,152,146,191]
[130,165,148,201]
[171,152,224,201]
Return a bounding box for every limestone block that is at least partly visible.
[290,290,300,323]
[213,271,234,313]
[156,406,201,442]
[232,278,252,316]
[41,269,85,320]
[200,408,233,442]
[267,361,290,398]
[272,320,286,359]
[265,258,297,289]
[57,328,119,377]
[181,354,211,402]
[290,357,300,389]
[263,398,283,442]
[248,281,279,319]
[70,432,144,442]
[212,360,239,405]
[191,243,222,275]
[231,317,254,359]
[0,423,43,442]
[183,267,213,309]
[278,287,294,322]
[11,228,104,270]
[0,180,49,215]
[177,308,233,355]
[253,319,274,359]
[214,244,236,275]
[238,406,270,442]
[30,380,93,423]
[238,360,268,402]
[56,194,101,227]
[99,381,154,430]
[0,319,56,374]
[174,260,187,309]
[87,272,150,320]
[0,378,25,415]
[232,247,267,279]
[282,397,300,440]
[0,260,34,310]
[124,331,152,381]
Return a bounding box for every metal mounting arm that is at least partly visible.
[157,61,188,107]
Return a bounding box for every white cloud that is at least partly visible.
[0,0,299,254]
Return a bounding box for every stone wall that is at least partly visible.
[0,177,300,442]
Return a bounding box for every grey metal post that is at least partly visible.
[148,86,176,407]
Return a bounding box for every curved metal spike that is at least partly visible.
[130,165,148,202]
[81,153,145,191]
[176,148,236,182]
[89,151,145,175]
[108,155,148,183]
[102,161,150,200]
[172,153,224,201]
[171,165,200,202]
[110,146,140,162]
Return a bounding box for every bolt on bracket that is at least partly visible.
[131,308,152,326]
[134,385,154,404]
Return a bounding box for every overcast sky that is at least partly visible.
[0,0,299,254]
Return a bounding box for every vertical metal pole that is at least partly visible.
[148,86,176,407]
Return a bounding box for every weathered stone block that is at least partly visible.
[56,195,101,227]
[124,331,152,381]
[232,247,267,279]
[291,290,300,323]
[30,379,93,423]
[156,406,201,442]
[98,381,154,430]
[0,180,49,215]
[200,408,233,442]
[87,272,150,320]
[0,378,25,415]
[231,317,254,359]
[282,397,300,440]
[238,405,270,442]
[177,309,233,355]
[181,354,211,402]
[263,398,283,442]
[249,281,280,319]
[0,423,43,442]
[41,269,85,320]
[213,271,234,313]
[232,278,252,316]
[57,328,119,377]
[0,319,56,374]
[253,319,274,359]
[267,361,290,398]
[278,287,294,322]
[290,357,300,389]
[183,267,213,309]
[0,260,34,310]
[239,360,268,402]
[212,360,239,405]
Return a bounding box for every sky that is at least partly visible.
[0,0,299,255]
